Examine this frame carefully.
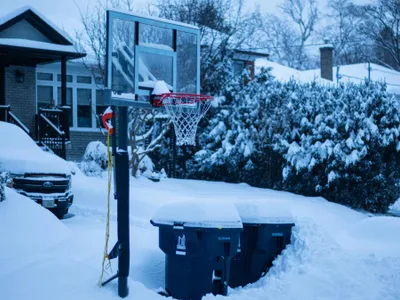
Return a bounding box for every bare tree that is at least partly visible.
[361,0,400,70]
[318,0,364,65]
[157,0,262,93]
[259,14,303,69]
[128,108,170,176]
[280,0,319,69]
[76,0,170,176]
[258,0,319,70]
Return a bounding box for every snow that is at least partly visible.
[0,6,73,44]
[111,91,136,100]
[255,59,334,85]
[301,63,400,95]
[0,188,69,278]
[234,201,294,224]
[152,80,170,95]
[151,200,243,228]
[140,43,174,52]
[256,60,400,95]
[1,170,400,300]
[0,38,79,54]
[0,121,72,175]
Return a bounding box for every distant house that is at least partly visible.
[256,42,400,96]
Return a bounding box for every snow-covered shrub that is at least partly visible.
[155,67,400,213]
[0,171,9,202]
[79,141,109,177]
[270,81,400,212]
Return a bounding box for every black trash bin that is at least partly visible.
[151,201,243,300]
[229,202,295,288]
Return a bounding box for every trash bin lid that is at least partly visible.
[234,201,294,224]
[151,200,243,229]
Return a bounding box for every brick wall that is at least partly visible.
[5,65,36,134]
[67,130,107,161]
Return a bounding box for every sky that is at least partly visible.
[0,0,372,40]
[0,0,283,37]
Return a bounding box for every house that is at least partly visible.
[0,6,101,161]
[256,42,400,96]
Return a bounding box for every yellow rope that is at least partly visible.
[98,131,113,287]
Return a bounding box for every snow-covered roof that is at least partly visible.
[0,38,79,54]
[0,6,73,44]
[301,63,400,95]
[256,59,400,94]
[256,59,334,85]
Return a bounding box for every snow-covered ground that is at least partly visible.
[1,170,400,300]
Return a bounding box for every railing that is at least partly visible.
[38,107,70,141]
[0,105,31,136]
[37,112,66,159]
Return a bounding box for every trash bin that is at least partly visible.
[150,200,243,300]
[229,202,295,288]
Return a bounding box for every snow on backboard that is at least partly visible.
[105,10,201,108]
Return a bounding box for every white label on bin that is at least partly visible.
[176,234,186,255]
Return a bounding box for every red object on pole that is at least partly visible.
[102,106,114,135]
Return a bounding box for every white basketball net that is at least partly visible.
[161,94,213,146]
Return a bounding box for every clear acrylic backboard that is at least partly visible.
[105,10,201,108]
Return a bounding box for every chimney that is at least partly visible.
[320,39,334,81]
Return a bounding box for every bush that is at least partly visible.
[0,172,9,202]
[79,141,109,177]
[156,69,400,213]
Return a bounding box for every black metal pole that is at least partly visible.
[61,56,67,106]
[115,106,130,297]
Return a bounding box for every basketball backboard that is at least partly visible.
[105,10,201,108]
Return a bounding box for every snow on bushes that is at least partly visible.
[0,171,8,202]
[183,69,400,213]
[79,141,108,177]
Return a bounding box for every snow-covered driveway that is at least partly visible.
[1,171,400,300]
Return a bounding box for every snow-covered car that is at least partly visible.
[0,121,73,218]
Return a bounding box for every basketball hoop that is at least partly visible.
[152,93,213,146]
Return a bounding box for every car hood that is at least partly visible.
[0,149,71,176]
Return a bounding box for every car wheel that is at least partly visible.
[54,207,68,219]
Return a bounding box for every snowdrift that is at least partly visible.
[0,188,69,277]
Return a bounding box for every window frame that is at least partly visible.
[36,68,104,132]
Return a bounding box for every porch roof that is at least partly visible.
[0,6,86,66]
[0,38,85,66]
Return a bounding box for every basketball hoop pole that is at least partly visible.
[114,106,130,297]
[100,105,130,298]
[100,10,130,296]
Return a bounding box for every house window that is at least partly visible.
[57,74,73,82]
[77,76,92,84]
[57,87,73,126]
[95,90,108,128]
[37,73,53,81]
[37,86,54,109]
[233,60,245,77]
[77,88,92,128]
[36,69,104,130]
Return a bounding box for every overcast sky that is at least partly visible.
[0,0,371,38]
